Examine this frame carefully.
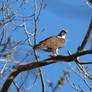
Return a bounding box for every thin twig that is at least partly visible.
[23,19,33,47]
[69,64,92,90]
[66,77,81,91]
[25,74,38,90]
[33,0,45,92]
[84,0,92,10]
[36,0,43,21]
[13,80,21,92]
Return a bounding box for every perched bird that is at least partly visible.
[34,29,67,55]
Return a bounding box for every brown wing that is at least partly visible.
[35,36,65,52]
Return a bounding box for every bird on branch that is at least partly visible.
[34,29,67,57]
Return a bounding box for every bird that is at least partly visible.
[34,29,67,55]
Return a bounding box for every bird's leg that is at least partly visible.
[49,49,57,58]
[52,50,55,55]
[52,49,58,55]
[55,48,58,55]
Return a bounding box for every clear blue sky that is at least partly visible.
[0,0,92,92]
[32,0,92,92]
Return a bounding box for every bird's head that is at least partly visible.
[58,29,67,39]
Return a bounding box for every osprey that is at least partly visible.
[34,30,67,55]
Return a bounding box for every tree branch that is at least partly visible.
[34,0,45,91]
[1,50,92,92]
[78,19,92,51]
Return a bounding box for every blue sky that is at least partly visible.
[0,0,92,92]
[33,0,92,92]
[37,0,92,59]
[14,0,92,92]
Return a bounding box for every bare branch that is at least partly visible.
[84,0,92,10]
[36,0,43,21]
[13,80,21,92]
[66,77,81,91]
[23,19,33,47]
[1,50,92,92]
[33,0,45,92]
[78,19,92,51]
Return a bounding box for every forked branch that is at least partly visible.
[1,50,92,92]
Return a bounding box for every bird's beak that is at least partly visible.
[65,30,68,34]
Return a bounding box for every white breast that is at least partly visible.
[57,34,66,39]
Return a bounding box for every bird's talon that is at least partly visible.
[49,54,57,58]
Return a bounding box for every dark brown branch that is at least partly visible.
[1,50,92,92]
[75,19,92,82]
[67,50,92,65]
[78,19,92,51]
